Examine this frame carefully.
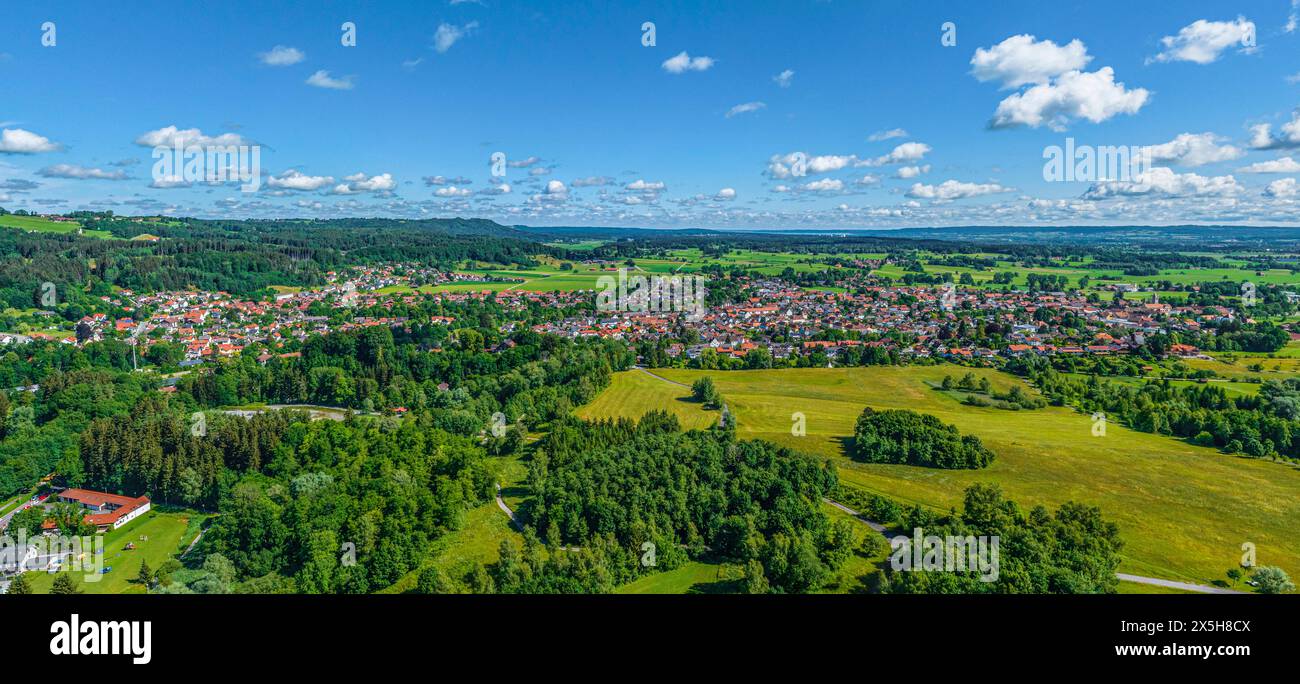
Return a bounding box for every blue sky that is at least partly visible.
[3,0,1300,228]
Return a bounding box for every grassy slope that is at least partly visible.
[583,366,1300,587]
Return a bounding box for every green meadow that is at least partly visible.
[581,366,1300,589]
[0,215,113,239]
[19,511,202,594]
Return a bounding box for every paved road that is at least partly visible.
[495,484,523,532]
[634,366,689,387]
[1115,573,1246,595]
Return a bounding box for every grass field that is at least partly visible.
[0,214,113,239]
[19,511,201,594]
[582,366,1300,589]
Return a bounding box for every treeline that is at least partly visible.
[179,326,634,435]
[0,216,555,299]
[1034,371,1300,462]
[851,407,996,469]
[883,483,1124,594]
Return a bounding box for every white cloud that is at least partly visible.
[725,101,766,118]
[715,187,737,200]
[906,180,1012,201]
[571,176,612,187]
[149,176,191,189]
[895,165,931,179]
[863,141,931,166]
[37,164,129,180]
[1264,177,1299,197]
[434,185,472,197]
[508,156,541,168]
[1143,132,1242,167]
[332,172,396,194]
[267,169,335,191]
[1082,167,1242,198]
[765,152,860,178]
[773,69,794,88]
[970,35,1091,88]
[0,128,62,154]
[1289,1,1300,33]
[661,51,714,74]
[259,45,305,66]
[626,179,666,191]
[423,175,472,186]
[1238,156,1300,173]
[802,178,844,192]
[854,174,882,186]
[989,67,1149,130]
[134,125,249,148]
[1249,112,1300,150]
[546,180,567,194]
[306,70,355,90]
[868,128,908,142]
[434,21,479,53]
[1148,18,1255,65]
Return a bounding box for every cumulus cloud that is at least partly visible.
[715,187,737,200]
[1238,157,1300,173]
[626,179,666,191]
[894,165,930,179]
[1148,18,1255,65]
[1082,167,1242,198]
[802,178,844,192]
[868,128,908,142]
[267,169,335,191]
[661,51,714,74]
[434,185,472,197]
[259,45,305,66]
[1264,177,1298,197]
[1249,112,1300,150]
[773,69,794,88]
[1143,132,1242,167]
[306,70,355,90]
[765,152,859,178]
[149,176,192,189]
[971,35,1148,131]
[134,125,250,148]
[332,172,396,194]
[989,67,1149,130]
[906,180,1012,201]
[0,128,62,154]
[725,101,766,118]
[37,164,129,180]
[863,141,931,167]
[854,174,882,186]
[971,35,1091,88]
